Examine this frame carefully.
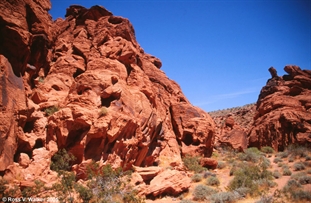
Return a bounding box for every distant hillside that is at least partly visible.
[209,103,256,131]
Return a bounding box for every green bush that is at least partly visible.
[288,156,295,162]
[291,189,311,201]
[282,179,302,193]
[0,179,8,198]
[182,155,205,173]
[44,105,60,116]
[293,162,305,171]
[288,145,309,158]
[238,147,261,163]
[297,175,311,185]
[260,146,274,154]
[206,176,220,186]
[233,187,250,197]
[75,184,93,203]
[273,157,283,163]
[272,170,282,179]
[228,162,273,196]
[191,174,203,182]
[282,168,292,176]
[217,161,226,169]
[21,180,45,197]
[50,149,76,172]
[209,191,241,203]
[99,107,108,117]
[193,185,217,201]
[255,195,273,203]
[276,151,289,158]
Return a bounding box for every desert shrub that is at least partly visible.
[38,76,45,83]
[261,146,274,154]
[305,155,311,161]
[217,161,226,169]
[288,145,309,158]
[276,151,289,158]
[21,180,45,197]
[288,156,295,162]
[206,176,220,186]
[53,171,76,203]
[203,171,216,178]
[297,175,311,185]
[272,170,282,179]
[273,157,283,164]
[0,179,7,198]
[277,162,283,167]
[282,179,302,193]
[282,168,292,176]
[75,184,93,203]
[50,149,76,172]
[293,162,305,171]
[255,195,274,203]
[291,189,311,201]
[86,164,143,203]
[291,172,307,180]
[233,187,250,197]
[260,157,271,169]
[193,185,217,201]
[99,107,108,117]
[238,147,261,163]
[209,191,241,203]
[45,105,59,116]
[191,174,203,182]
[307,169,311,174]
[179,200,194,203]
[182,155,205,173]
[228,162,273,196]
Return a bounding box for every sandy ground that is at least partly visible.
[145,151,311,203]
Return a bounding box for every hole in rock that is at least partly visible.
[108,16,123,24]
[84,137,102,161]
[52,85,61,91]
[23,120,35,133]
[33,139,44,149]
[66,126,90,149]
[183,133,193,146]
[101,95,116,107]
[73,68,84,78]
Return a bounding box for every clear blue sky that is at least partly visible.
[50,0,311,112]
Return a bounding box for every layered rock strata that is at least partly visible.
[248,66,311,151]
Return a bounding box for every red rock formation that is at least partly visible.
[248,65,311,151]
[210,105,255,152]
[0,3,215,197]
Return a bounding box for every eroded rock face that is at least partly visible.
[40,5,215,170]
[248,65,311,151]
[0,1,215,185]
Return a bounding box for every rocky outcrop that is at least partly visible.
[41,5,215,171]
[248,65,311,151]
[0,0,52,172]
[0,2,215,196]
[210,104,255,152]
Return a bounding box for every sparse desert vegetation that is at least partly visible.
[175,144,311,203]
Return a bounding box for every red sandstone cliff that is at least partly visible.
[248,66,311,151]
[0,1,215,193]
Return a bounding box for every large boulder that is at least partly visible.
[248,65,311,151]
